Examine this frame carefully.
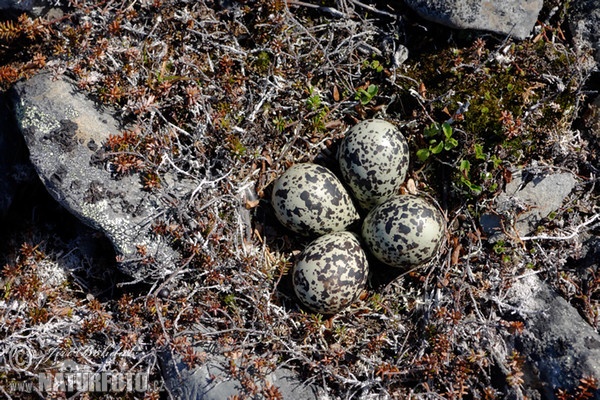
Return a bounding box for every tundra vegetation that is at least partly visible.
[0,0,598,398]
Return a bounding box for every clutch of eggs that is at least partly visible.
[271,119,446,314]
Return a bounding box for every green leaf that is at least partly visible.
[430,141,444,154]
[459,159,471,173]
[463,179,482,194]
[445,137,459,150]
[423,122,440,138]
[442,122,453,139]
[474,143,486,160]
[355,89,367,104]
[355,84,378,105]
[371,60,383,72]
[416,148,430,161]
[459,174,482,194]
[490,155,502,168]
[366,84,378,96]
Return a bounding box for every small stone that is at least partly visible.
[495,169,577,237]
[479,213,503,240]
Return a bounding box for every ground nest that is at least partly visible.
[0,0,599,398]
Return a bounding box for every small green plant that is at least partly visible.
[355,84,379,105]
[311,109,328,132]
[306,86,322,111]
[273,115,289,132]
[253,50,271,74]
[492,240,507,255]
[362,59,384,73]
[474,143,486,160]
[416,122,458,161]
[222,293,237,308]
[227,135,247,157]
[458,160,482,194]
[305,86,329,132]
[474,143,502,168]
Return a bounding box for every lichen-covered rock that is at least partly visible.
[271,163,360,236]
[159,343,323,400]
[0,0,47,12]
[362,195,445,268]
[494,168,577,237]
[506,272,600,399]
[10,71,179,280]
[338,119,409,210]
[293,231,368,314]
[569,0,600,66]
[404,0,543,40]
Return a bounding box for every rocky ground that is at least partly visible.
[0,0,599,399]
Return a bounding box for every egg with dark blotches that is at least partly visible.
[362,195,445,268]
[338,119,410,210]
[271,163,360,236]
[293,231,368,314]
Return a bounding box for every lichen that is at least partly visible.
[15,102,60,135]
[79,199,135,254]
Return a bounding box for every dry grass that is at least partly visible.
[0,0,599,398]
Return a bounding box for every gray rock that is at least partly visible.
[506,273,600,399]
[0,0,51,15]
[404,0,543,40]
[479,213,503,238]
[486,169,577,237]
[581,236,600,269]
[159,346,323,400]
[569,0,600,67]
[10,72,179,280]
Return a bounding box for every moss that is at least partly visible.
[400,35,581,199]
[252,51,272,75]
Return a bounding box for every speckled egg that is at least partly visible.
[338,119,410,210]
[293,231,368,314]
[362,195,445,268]
[271,163,360,236]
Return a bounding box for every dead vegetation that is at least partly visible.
[0,0,599,398]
